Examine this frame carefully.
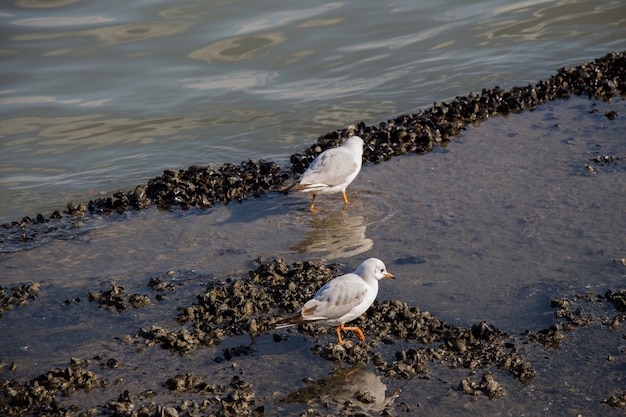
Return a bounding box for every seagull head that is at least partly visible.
[356,257,395,281]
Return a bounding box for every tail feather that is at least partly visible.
[274,312,306,329]
[274,322,296,329]
[278,181,303,193]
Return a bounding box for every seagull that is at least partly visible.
[275,257,394,344]
[283,136,364,213]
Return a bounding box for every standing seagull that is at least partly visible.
[275,258,394,344]
[283,136,364,213]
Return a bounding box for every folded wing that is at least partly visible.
[301,276,368,321]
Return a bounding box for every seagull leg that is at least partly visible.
[342,190,350,206]
[335,325,346,344]
[309,194,319,213]
[340,323,365,342]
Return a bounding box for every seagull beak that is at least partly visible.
[384,272,395,279]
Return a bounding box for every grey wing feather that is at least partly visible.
[301,150,358,186]
[302,276,368,320]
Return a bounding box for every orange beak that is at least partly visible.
[384,272,395,279]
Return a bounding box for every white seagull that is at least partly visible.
[283,136,364,213]
[275,257,394,344]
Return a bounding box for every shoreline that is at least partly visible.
[2,51,625,252]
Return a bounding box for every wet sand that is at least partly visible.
[1,96,626,416]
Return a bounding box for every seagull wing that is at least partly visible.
[301,275,368,321]
[300,149,358,187]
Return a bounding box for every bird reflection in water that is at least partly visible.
[291,209,373,259]
[281,366,399,414]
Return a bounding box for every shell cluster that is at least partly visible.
[158,259,338,349]
[313,301,537,385]
[0,359,261,417]
[88,284,151,312]
[0,282,40,316]
[0,358,102,416]
[459,372,505,399]
[293,51,626,168]
[89,160,288,214]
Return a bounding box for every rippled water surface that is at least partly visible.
[1,0,625,222]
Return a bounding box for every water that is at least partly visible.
[1,0,624,223]
[1,2,626,415]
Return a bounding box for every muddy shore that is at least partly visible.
[2,258,626,416]
[1,52,626,416]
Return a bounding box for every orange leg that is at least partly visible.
[342,323,365,341]
[335,322,365,344]
[309,194,319,213]
[335,325,346,344]
[342,190,350,206]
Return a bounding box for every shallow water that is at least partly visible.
[1,0,625,222]
[1,96,625,416]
